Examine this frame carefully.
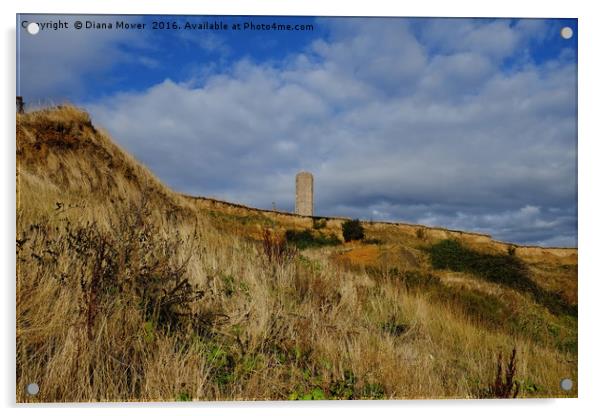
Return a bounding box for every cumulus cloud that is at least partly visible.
[77,18,576,246]
[416,18,549,61]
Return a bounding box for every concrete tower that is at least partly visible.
[295,171,314,216]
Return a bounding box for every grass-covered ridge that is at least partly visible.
[427,239,577,317]
[16,106,577,402]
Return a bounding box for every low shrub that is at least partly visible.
[342,219,365,242]
[17,196,210,339]
[262,228,297,265]
[285,229,341,250]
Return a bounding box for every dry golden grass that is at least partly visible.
[16,106,577,402]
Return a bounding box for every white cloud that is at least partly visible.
[83,18,576,246]
[310,19,428,93]
[418,19,549,61]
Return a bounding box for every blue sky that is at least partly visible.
[17,15,578,246]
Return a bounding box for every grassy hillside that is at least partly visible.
[16,106,577,402]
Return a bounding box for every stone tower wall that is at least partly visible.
[295,172,314,216]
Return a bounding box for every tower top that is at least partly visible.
[296,171,313,178]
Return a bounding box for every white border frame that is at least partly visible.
[3,1,600,415]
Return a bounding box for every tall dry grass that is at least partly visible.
[16,106,577,402]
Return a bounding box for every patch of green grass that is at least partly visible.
[362,383,385,399]
[242,354,262,375]
[218,273,250,298]
[142,321,155,343]
[221,274,236,297]
[298,255,323,273]
[176,391,192,401]
[549,315,578,354]
[205,343,236,387]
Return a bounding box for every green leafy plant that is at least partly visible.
[329,369,357,399]
[206,343,236,387]
[520,379,540,394]
[289,387,326,400]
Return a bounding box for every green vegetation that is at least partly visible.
[342,219,365,242]
[289,369,385,400]
[285,229,341,249]
[312,217,327,230]
[289,387,326,400]
[176,391,192,401]
[206,343,236,388]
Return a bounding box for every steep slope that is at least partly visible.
[16,106,577,402]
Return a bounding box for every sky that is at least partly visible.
[17,15,578,247]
